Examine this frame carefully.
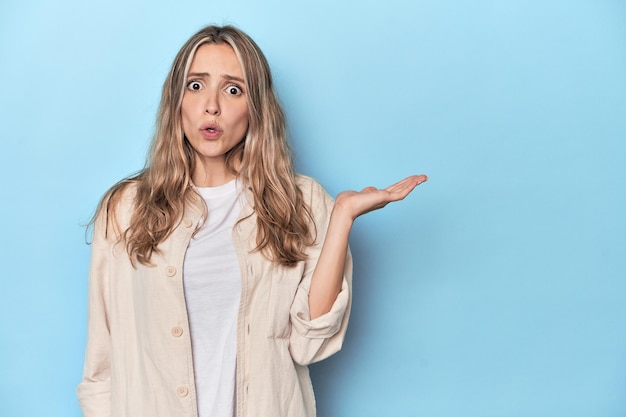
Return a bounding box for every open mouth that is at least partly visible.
[201,123,222,139]
[202,122,222,134]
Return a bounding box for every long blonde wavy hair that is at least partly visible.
[94,25,314,267]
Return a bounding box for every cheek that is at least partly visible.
[181,98,192,118]
[180,100,194,133]
[236,106,250,132]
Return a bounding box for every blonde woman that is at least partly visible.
[77,25,427,417]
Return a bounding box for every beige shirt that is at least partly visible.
[76,175,353,417]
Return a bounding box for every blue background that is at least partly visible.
[1,0,625,416]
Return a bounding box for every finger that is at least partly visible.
[385,175,428,199]
[399,175,427,189]
[415,174,428,184]
[385,176,419,193]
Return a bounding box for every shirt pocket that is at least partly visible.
[266,264,304,339]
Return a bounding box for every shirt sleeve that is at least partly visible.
[288,178,353,366]
[76,209,112,417]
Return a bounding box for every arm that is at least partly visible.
[308,175,428,319]
[76,210,112,417]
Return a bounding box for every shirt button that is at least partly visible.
[182,218,192,228]
[177,385,189,397]
[166,266,176,277]
[171,326,183,337]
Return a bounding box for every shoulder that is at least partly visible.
[295,174,334,214]
[296,175,332,200]
[296,174,328,196]
[104,180,138,219]
[93,179,139,239]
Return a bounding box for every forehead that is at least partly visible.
[189,43,243,77]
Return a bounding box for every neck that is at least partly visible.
[192,156,238,187]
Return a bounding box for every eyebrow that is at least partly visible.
[187,72,245,83]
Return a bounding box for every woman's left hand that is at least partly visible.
[309,174,428,319]
[334,174,428,221]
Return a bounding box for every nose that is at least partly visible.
[205,91,220,115]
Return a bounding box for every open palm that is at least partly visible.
[334,175,428,220]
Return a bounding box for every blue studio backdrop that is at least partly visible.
[1,0,625,416]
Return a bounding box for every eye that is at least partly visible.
[186,80,203,91]
[226,85,243,96]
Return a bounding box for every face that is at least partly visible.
[181,43,249,183]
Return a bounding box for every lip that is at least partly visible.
[199,121,223,140]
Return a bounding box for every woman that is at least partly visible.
[77,25,427,417]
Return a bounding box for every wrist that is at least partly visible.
[331,201,358,224]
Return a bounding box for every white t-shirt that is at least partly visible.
[183,179,244,417]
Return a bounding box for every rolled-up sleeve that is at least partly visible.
[76,210,112,417]
[288,178,353,365]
